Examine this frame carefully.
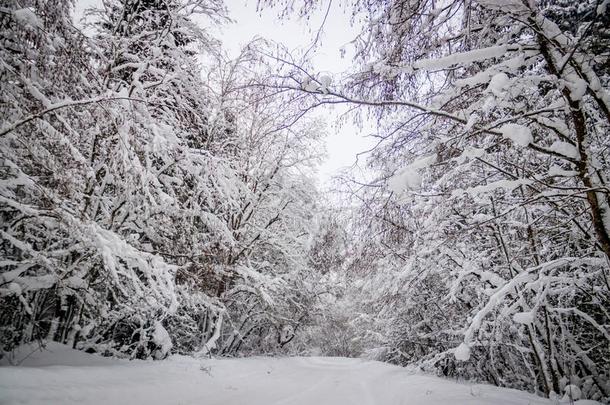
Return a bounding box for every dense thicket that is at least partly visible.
[262,0,610,401]
[0,0,324,360]
[2,0,609,402]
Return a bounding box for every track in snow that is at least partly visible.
[0,344,582,404]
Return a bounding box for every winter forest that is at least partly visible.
[1,0,609,404]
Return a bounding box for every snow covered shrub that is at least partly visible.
[1,0,325,360]
[0,0,221,358]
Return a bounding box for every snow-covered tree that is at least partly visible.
[199,48,326,355]
[261,0,610,400]
[1,0,324,361]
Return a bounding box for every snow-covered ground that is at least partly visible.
[0,344,599,405]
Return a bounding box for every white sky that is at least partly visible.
[74,0,375,185]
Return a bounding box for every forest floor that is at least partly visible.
[0,343,597,405]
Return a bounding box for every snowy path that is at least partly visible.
[0,344,584,405]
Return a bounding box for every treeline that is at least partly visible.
[0,0,325,360]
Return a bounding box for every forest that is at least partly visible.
[0,0,609,403]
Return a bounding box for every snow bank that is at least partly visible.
[0,343,118,367]
[0,344,602,405]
